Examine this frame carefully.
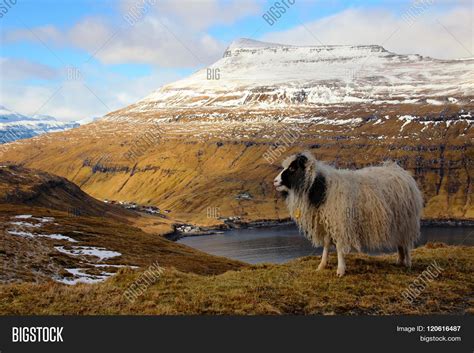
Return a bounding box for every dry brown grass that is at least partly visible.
[0,244,472,315]
[0,204,245,284]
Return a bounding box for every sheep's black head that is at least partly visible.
[274,152,327,207]
[273,154,307,193]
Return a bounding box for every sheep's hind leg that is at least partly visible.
[336,243,346,277]
[397,246,405,266]
[317,237,331,271]
[398,245,412,268]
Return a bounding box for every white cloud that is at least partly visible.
[68,17,114,51]
[0,0,262,121]
[4,25,63,44]
[71,16,226,67]
[0,57,58,80]
[261,5,473,59]
[3,17,225,68]
[1,0,257,119]
[0,68,183,121]
[4,0,261,68]
[120,0,262,31]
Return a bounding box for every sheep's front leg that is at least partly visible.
[317,237,331,271]
[336,243,346,277]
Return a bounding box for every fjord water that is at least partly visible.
[178,225,473,264]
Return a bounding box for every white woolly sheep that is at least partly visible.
[273,151,423,276]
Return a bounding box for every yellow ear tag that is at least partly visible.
[294,208,301,220]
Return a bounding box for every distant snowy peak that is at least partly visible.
[114,38,473,113]
[0,106,79,144]
[0,106,58,123]
[0,106,32,123]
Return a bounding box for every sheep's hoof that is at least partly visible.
[317,263,326,271]
[336,267,345,277]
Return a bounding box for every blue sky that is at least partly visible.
[0,0,471,120]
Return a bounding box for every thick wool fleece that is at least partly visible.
[284,152,423,254]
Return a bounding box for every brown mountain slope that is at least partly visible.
[0,103,472,224]
[0,164,132,220]
[0,204,244,284]
[0,166,245,283]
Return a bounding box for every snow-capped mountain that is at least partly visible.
[124,38,473,112]
[0,106,79,144]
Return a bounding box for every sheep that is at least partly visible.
[273,151,423,276]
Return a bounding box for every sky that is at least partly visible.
[0,0,472,121]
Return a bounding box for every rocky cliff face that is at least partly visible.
[0,39,472,225]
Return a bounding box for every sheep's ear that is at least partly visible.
[309,174,326,207]
[296,154,308,168]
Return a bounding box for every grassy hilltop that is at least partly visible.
[1,244,472,315]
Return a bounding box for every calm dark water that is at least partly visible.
[178,224,474,264]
